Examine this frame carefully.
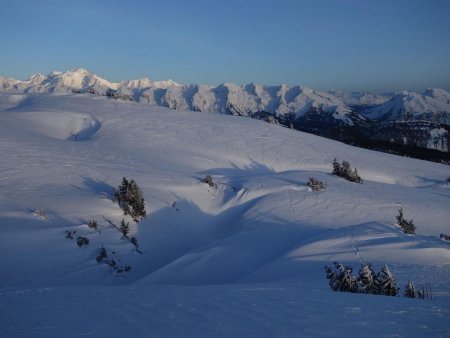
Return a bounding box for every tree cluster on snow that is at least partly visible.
[113,177,147,222]
[332,159,362,183]
[325,262,432,299]
[396,208,416,234]
[325,262,398,296]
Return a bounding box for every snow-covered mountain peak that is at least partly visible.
[153,79,181,89]
[38,67,116,93]
[364,89,450,123]
[423,88,450,104]
[28,73,45,82]
[119,78,153,89]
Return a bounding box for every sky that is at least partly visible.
[1,0,449,92]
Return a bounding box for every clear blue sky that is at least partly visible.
[1,0,449,92]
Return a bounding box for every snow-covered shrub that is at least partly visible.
[115,266,131,273]
[65,230,76,239]
[404,281,416,298]
[307,177,326,192]
[332,158,362,183]
[96,247,108,263]
[202,175,216,188]
[396,208,416,234]
[87,220,98,229]
[119,219,130,239]
[376,265,398,296]
[357,263,377,294]
[440,233,450,242]
[325,262,357,293]
[104,259,117,267]
[113,177,147,222]
[76,236,89,247]
[33,208,48,220]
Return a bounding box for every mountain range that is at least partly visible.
[1,67,449,155]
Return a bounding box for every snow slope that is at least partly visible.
[0,93,449,337]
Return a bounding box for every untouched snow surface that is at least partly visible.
[0,93,449,337]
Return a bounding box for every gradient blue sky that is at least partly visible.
[1,0,449,92]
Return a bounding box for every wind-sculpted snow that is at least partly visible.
[3,110,100,141]
[0,93,449,337]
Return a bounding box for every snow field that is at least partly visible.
[0,93,449,337]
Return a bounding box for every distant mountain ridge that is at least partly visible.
[1,67,449,155]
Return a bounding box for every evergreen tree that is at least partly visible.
[404,280,416,298]
[113,177,147,222]
[325,262,357,292]
[377,264,398,296]
[332,158,342,177]
[337,262,357,293]
[396,208,416,234]
[129,179,146,222]
[325,264,338,291]
[357,263,377,294]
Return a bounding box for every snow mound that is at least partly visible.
[10,111,100,140]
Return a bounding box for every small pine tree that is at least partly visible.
[357,263,377,294]
[332,158,342,177]
[325,265,338,291]
[325,262,357,292]
[417,287,425,299]
[377,264,398,296]
[351,168,362,184]
[396,208,416,234]
[404,280,416,298]
[119,219,130,239]
[129,179,146,222]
